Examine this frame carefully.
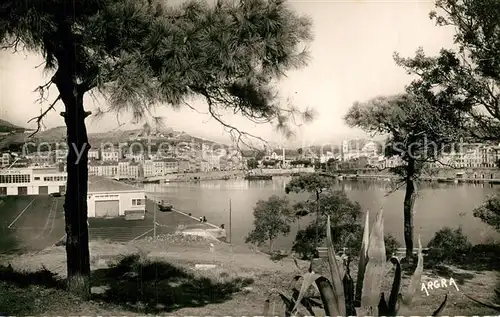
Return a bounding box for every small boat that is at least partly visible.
[158,200,173,212]
[143,179,160,184]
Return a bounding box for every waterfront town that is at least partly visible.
[2,136,500,184]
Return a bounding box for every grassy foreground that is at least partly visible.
[0,234,498,316]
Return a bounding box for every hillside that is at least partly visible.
[0,119,28,133]
[0,125,228,151]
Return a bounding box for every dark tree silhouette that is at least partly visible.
[0,0,313,298]
[345,93,462,260]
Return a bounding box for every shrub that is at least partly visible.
[293,226,401,260]
[338,230,400,259]
[473,195,500,232]
[384,233,401,259]
[427,227,472,263]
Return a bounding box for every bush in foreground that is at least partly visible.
[426,227,472,264]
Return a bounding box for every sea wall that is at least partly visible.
[259,167,315,175]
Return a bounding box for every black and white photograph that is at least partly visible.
[1,0,500,315]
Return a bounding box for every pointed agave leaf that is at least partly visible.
[291,274,320,293]
[343,266,356,316]
[264,291,295,317]
[264,290,305,317]
[378,292,389,315]
[324,215,346,316]
[387,256,402,313]
[402,235,423,306]
[315,275,340,317]
[355,210,370,307]
[464,294,500,312]
[291,272,322,313]
[359,207,386,316]
[264,296,271,315]
[432,294,448,316]
[292,288,321,316]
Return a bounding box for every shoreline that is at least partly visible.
[337,173,500,184]
[123,167,500,184]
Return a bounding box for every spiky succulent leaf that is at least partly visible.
[378,292,389,315]
[388,257,402,312]
[291,272,322,313]
[292,288,321,316]
[324,215,346,316]
[355,210,370,307]
[464,294,500,312]
[359,207,386,316]
[291,274,320,293]
[432,295,448,316]
[315,275,339,317]
[343,266,356,315]
[403,236,423,306]
[377,257,402,316]
[264,290,296,317]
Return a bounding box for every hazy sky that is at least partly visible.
[0,0,455,147]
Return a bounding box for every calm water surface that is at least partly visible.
[144,177,500,250]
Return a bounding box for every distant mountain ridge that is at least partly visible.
[0,125,229,151]
[0,119,28,133]
[0,122,372,154]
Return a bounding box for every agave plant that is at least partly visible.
[465,293,500,312]
[264,208,448,316]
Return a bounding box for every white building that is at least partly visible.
[1,153,10,168]
[101,149,121,161]
[142,160,155,177]
[87,175,146,218]
[88,161,118,177]
[0,167,67,195]
[116,160,140,179]
[88,149,100,160]
[125,152,147,163]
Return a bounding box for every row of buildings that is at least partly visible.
[254,140,500,171]
[311,141,500,170]
[1,141,246,180]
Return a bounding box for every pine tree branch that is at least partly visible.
[27,95,61,138]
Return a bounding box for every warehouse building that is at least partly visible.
[87,175,146,218]
[0,167,66,195]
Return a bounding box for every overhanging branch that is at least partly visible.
[27,95,61,138]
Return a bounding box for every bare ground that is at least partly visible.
[0,234,499,316]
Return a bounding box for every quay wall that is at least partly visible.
[148,167,315,182]
[335,167,500,183]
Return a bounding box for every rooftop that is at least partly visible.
[88,175,144,193]
[89,161,118,166]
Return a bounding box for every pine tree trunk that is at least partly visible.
[403,158,417,260]
[54,20,91,299]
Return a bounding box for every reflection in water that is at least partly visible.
[144,177,500,250]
